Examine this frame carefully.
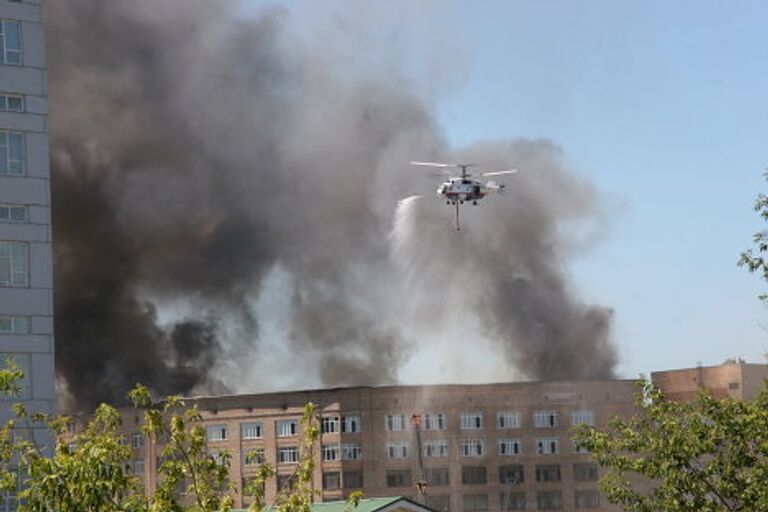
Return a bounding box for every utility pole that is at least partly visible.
[411,414,428,501]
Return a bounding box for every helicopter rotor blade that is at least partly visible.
[482,168,518,177]
[410,161,459,168]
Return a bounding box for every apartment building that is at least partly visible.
[115,379,638,512]
[652,360,768,401]
[0,0,55,456]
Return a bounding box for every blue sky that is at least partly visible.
[436,0,768,376]
[243,1,768,378]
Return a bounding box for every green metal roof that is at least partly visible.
[233,496,433,512]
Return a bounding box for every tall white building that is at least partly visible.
[0,0,55,475]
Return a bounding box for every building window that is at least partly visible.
[533,410,558,428]
[462,494,488,512]
[386,441,408,459]
[321,416,340,434]
[423,439,449,458]
[206,424,227,442]
[536,437,559,454]
[537,491,563,510]
[0,20,22,65]
[131,432,143,448]
[423,412,446,430]
[499,492,525,511]
[498,464,524,484]
[343,470,363,488]
[277,446,299,464]
[0,204,27,223]
[425,467,450,486]
[460,411,483,430]
[386,469,411,488]
[322,444,340,462]
[425,494,451,512]
[571,410,595,426]
[385,414,407,431]
[342,414,361,433]
[573,463,598,482]
[276,419,298,437]
[322,471,340,490]
[0,316,29,334]
[535,465,561,482]
[0,131,24,175]
[461,465,487,485]
[242,476,265,498]
[0,242,28,287]
[497,411,520,429]
[0,94,23,113]
[241,422,263,439]
[460,438,484,457]
[133,459,145,475]
[573,439,590,454]
[0,354,29,399]
[575,490,600,508]
[341,443,362,460]
[276,474,296,491]
[243,447,264,466]
[498,438,521,456]
[208,449,227,465]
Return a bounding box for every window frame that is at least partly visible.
[0,19,23,66]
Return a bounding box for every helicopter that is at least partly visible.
[410,161,518,230]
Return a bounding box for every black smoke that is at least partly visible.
[48,1,616,409]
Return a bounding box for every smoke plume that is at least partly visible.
[47,1,616,408]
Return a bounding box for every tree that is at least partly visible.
[573,379,768,512]
[739,173,768,301]
[0,359,356,512]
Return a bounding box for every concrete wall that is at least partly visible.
[0,0,55,455]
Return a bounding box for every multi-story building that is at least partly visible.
[0,0,55,454]
[114,379,638,512]
[652,360,768,401]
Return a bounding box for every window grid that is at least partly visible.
[536,437,559,454]
[244,448,264,466]
[498,438,521,456]
[0,205,27,223]
[321,416,340,434]
[342,414,361,433]
[423,412,446,430]
[0,20,22,65]
[385,414,407,431]
[206,424,227,442]
[460,438,485,457]
[241,422,263,439]
[460,411,483,430]
[341,443,362,460]
[277,446,299,464]
[276,420,298,437]
[533,410,558,428]
[497,411,520,429]
[537,491,563,510]
[423,439,449,458]
[0,316,29,334]
[0,94,23,113]
[321,444,340,462]
[571,410,595,426]
[0,131,25,175]
[0,242,28,287]
[386,442,408,459]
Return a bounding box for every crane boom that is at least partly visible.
[411,414,428,500]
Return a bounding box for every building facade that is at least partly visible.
[115,380,639,512]
[652,361,768,401]
[0,0,55,454]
